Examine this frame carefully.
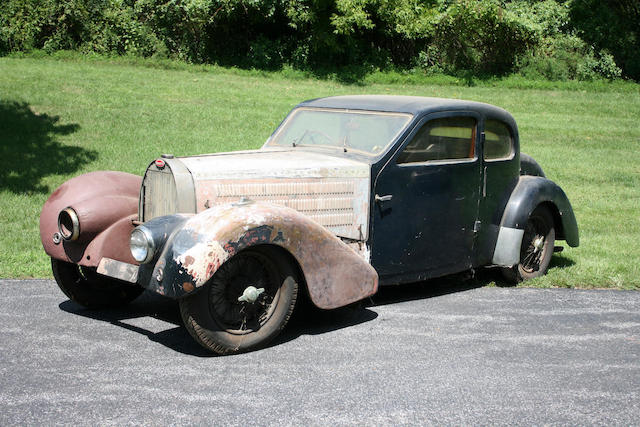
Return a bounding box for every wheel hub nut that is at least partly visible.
[534,237,544,251]
[238,286,265,303]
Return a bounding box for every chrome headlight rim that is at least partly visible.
[130,226,156,264]
[58,207,80,241]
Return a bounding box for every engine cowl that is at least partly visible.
[140,149,371,240]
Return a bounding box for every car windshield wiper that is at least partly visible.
[342,135,350,152]
[292,130,308,147]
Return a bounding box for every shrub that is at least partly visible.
[517,34,622,81]
[433,0,540,75]
[569,0,640,80]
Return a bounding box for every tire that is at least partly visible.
[501,205,555,283]
[179,246,299,355]
[51,258,144,308]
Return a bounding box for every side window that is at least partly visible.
[484,120,513,161]
[397,117,477,164]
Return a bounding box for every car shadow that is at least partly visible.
[58,291,212,357]
[0,100,95,194]
[492,253,576,287]
[58,289,380,357]
[58,254,574,356]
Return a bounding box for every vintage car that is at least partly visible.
[40,95,579,354]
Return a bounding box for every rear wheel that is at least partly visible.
[502,206,555,283]
[51,258,144,308]
[179,246,298,355]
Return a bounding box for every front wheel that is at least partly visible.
[51,258,144,308]
[501,205,556,283]
[179,246,299,355]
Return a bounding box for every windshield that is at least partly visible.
[267,108,413,156]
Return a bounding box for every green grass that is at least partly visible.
[1,55,639,289]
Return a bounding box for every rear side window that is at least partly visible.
[397,117,477,164]
[484,120,513,161]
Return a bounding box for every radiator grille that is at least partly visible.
[202,180,360,233]
[142,169,177,221]
[141,166,368,239]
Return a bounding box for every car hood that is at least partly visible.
[175,149,371,240]
[179,148,369,180]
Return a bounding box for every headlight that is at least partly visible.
[58,207,80,241]
[130,227,155,263]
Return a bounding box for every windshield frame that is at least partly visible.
[265,107,414,158]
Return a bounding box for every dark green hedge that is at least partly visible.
[0,0,636,80]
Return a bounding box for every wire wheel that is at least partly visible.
[502,205,555,283]
[208,251,281,334]
[179,246,299,355]
[520,216,549,273]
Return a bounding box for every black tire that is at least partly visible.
[501,205,555,283]
[51,258,144,308]
[179,246,298,355]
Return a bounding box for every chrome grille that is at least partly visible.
[142,169,178,221]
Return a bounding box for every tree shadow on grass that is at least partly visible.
[0,101,96,194]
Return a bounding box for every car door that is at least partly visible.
[370,112,482,281]
[474,118,519,266]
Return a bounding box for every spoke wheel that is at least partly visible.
[209,251,281,334]
[51,258,144,308]
[502,206,555,283]
[179,247,298,355]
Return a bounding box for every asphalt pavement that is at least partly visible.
[1,279,639,425]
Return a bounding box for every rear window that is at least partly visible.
[484,120,513,161]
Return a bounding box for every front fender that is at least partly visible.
[39,171,141,267]
[139,201,378,309]
[492,175,579,267]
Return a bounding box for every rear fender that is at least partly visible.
[492,175,579,267]
[39,171,141,266]
[140,201,378,309]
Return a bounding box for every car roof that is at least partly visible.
[297,95,514,123]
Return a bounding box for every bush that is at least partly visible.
[569,0,640,80]
[517,34,622,81]
[0,0,634,81]
[433,0,540,75]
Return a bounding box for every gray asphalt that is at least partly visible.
[1,279,639,425]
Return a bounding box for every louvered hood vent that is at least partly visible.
[141,149,371,240]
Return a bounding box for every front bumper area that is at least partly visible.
[97,257,139,283]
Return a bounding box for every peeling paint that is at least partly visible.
[145,201,378,308]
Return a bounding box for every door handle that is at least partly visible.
[375,194,393,203]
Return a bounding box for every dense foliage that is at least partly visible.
[0,0,636,80]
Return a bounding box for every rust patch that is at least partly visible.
[182,282,195,292]
[183,255,195,267]
[168,202,377,307]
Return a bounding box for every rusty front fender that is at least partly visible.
[40,171,141,267]
[139,201,378,309]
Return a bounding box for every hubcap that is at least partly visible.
[238,286,265,303]
[533,237,545,252]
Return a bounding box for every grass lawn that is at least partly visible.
[1,55,639,289]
